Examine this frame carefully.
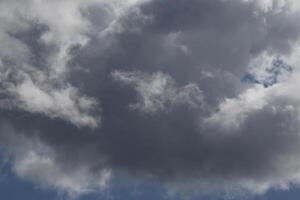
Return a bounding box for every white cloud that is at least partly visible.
[0,123,111,197]
[14,150,111,197]
[13,74,99,128]
[112,71,203,113]
[204,85,268,130]
[0,0,105,128]
[203,47,300,131]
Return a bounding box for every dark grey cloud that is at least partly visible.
[2,0,300,198]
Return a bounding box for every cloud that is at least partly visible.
[0,0,102,128]
[0,122,110,197]
[112,70,203,113]
[2,0,300,199]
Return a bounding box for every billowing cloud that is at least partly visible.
[0,0,102,128]
[2,0,300,199]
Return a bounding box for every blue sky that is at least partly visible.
[1,172,300,200]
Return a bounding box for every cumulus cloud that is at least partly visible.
[0,0,102,127]
[3,0,300,199]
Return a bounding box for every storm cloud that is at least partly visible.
[2,0,300,198]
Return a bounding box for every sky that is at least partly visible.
[3,0,300,199]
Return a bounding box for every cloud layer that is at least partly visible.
[2,0,300,198]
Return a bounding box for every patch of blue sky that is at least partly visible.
[241,57,293,88]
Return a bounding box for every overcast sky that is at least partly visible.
[2,0,300,199]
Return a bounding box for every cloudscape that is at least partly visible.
[2,0,300,199]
